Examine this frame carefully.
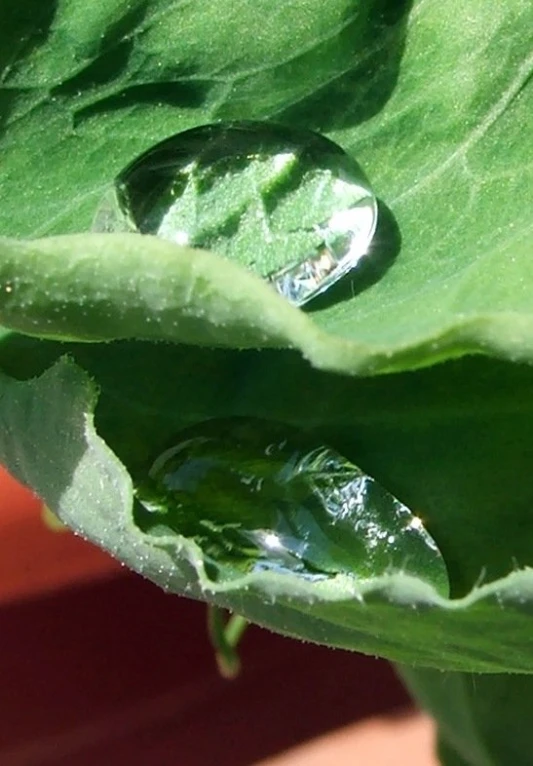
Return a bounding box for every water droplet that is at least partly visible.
[133,418,447,593]
[93,121,378,307]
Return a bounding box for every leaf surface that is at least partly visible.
[2,349,533,673]
[1,1,533,367]
[2,0,533,676]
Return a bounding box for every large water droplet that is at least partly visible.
[93,121,378,306]
[134,418,447,593]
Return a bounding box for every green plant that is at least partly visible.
[1,1,533,762]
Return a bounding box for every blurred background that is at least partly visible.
[0,464,435,765]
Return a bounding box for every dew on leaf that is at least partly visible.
[133,417,448,594]
[93,121,378,306]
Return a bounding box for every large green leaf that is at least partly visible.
[1,0,533,367]
[3,347,533,674]
[3,0,533,689]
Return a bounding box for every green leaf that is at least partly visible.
[1,1,533,369]
[0,233,319,350]
[3,0,533,683]
[0,232,485,374]
[399,667,533,765]
[1,0,394,235]
[3,350,533,673]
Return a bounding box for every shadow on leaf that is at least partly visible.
[274,0,415,132]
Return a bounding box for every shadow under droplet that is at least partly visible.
[304,199,401,314]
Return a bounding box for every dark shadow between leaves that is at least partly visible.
[72,79,211,128]
[0,0,59,129]
[304,198,400,313]
[274,0,415,133]
[1,0,59,76]
[52,1,151,97]
[0,89,27,134]
[51,2,212,127]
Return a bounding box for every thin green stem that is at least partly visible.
[207,605,249,679]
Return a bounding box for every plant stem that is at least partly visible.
[207,605,248,679]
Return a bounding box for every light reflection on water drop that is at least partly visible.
[134,418,447,591]
[93,121,378,307]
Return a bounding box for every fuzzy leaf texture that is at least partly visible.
[1,0,533,680]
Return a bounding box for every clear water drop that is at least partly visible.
[134,418,448,593]
[93,121,378,307]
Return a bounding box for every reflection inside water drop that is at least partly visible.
[93,121,378,306]
[134,418,447,591]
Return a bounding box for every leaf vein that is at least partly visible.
[392,48,533,205]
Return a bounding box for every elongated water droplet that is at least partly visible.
[134,418,448,593]
[93,121,378,306]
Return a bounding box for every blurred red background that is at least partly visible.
[0,465,412,765]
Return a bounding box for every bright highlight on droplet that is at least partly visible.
[93,121,378,307]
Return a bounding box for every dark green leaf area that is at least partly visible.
[134,417,448,592]
[399,666,533,766]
